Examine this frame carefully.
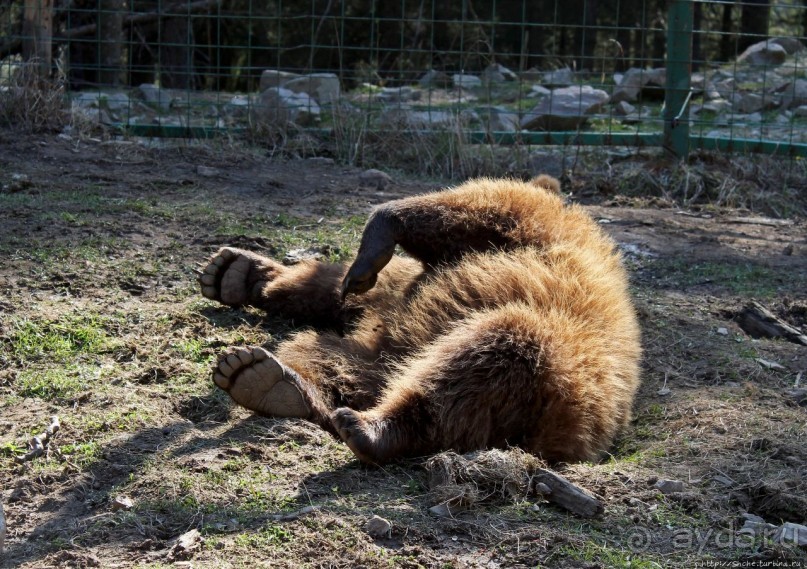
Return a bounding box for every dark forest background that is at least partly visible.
[1,0,805,91]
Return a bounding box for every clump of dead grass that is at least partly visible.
[425,448,546,510]
[0,61,67,133]
[577,150,807,217]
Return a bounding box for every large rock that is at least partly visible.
[737,40,788,66]
[543,67,574,88]
[253,87,321,126]
[478,106,520,132]
[259,70,300,92]
[781,79,807,109]
[770,37,806,54]
[376,86,421,103]
[481,63,518,84]
[378,107,460,128]
[138,83,174,111]
[520,85,609,131]
[611,68,666,104]
[282,73,340,104]
[452,74,482,89]
[419,70,452,89]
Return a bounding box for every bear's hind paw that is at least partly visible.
[213,346,311,419]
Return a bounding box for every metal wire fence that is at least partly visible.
[2,0,807,158]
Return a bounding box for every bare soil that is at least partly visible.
[0,132,805,568]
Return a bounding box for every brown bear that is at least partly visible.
[199,176,641,464]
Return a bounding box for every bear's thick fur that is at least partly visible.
[200,176,641,464]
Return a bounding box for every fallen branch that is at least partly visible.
[737,301,807,346]
[16,415,60,463]
[533,468,604,518]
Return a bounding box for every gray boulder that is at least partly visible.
[781,79,807,109]
[611,68,666,104]
[283,73,340,105]
[452,74,482,89]
[770,37,806,54]
[377,86,421,103]
[737,40,788,66]
[482,63,518,84]
[254,87,320,126]
[259,70,300,92]
[419,70,452,89]
[543,67,574,88]
[138,83,174,111]
[521,85,609,131]
[478,106,520,132]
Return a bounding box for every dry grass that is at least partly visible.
[0,61,67,133]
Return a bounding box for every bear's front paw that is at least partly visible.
[330,408,384,464]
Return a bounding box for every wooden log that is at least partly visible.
[737,301,807,346]
[533,468,605,518]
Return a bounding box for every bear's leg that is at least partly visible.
[213,327,392,436]
[199,247,347,326]
[330,304,608,464]
[200,247,423,329]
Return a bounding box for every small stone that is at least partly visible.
[654,479,685,494]
[4,173,32,193]
[169,528,202,560]
[359,169,392,190]
[365,514,392,538]
[773,522,807,548]
[657,386,671,396]
[428,503,454,517]
[111,495,134,511]
[716,327,729,336]
[196,166,220,177]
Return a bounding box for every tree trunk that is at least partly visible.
[720,1,734,61]
[99,0,125,86]
[160,14,194,89]
[22,0,53,79]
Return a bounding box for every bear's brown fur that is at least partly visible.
[201,176,641,464]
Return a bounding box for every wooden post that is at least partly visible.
[22,0,54,79]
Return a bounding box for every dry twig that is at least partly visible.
[16,415,60,463]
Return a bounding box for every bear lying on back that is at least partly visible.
[199,175,641,464]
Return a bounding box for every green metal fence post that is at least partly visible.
[663,0,694,159]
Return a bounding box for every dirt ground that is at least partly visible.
[0,132,805,568]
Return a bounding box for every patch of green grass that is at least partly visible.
[651,258,786,297]
[15,365,90,401]
[233,524,292,548]
[174,338,210,363]
[59,440,102,467]
[7,314,116,363]
[555,540,661,568]
[0,440,26,457]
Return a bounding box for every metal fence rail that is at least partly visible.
[2,0,807,158]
